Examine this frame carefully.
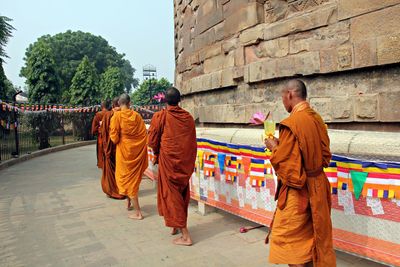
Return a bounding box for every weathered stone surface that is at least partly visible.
[225,3,264,37]
[263,3,337,41]
[199,104,246,123]
[222,0,249,18]
[222,37,238,53]
[248,59,277,83]
[320,48,338,73]
[234,47,245,66]
[337,45,353,70]
[289,21,350,54]
[176,0,400,125]
[310,97,332,122]
[232,66,244,80]
[204,54,224,73]
[350,4,400,42]
[354,39,377,68]
[244,46,259,64]
[199,43,222,62]
[377,33,400,65]
[221,67,237,87]
[256,37,289,58]
[195,6,223,36]
[194,28,216,51]
[294,51,320,75]
[239,24,265,46]
[379,91,400,121]
[354,94,378,120]
[338,0,400,20]
[182,64,204,81]
[214,21,226,42]
[332,96,353,121]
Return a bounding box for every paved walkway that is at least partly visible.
[0,145,386,267]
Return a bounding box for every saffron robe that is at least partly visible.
[92,110,106,168]
[100,109,125,199]
[268,102,336,267]
[148,106,197,228]
[110,108,148,198]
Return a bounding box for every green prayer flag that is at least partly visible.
[350,170,368,200]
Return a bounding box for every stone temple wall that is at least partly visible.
[174,0,400,126]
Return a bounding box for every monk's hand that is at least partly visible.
[264,136,279,151]
[153,156,159,165]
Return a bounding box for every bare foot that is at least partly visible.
[126,199,133,210]
[171,228,179,235]
[128,213,144,220]
[173,236,193,246]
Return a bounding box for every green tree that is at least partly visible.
[20,30,138,102]
[0,15,15,101]
[69,56,99,105]
[25,44,60,103]
[131,78,172,106]
[99,66,125,100]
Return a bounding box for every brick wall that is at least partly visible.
[174,0,400,125]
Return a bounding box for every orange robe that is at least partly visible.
[110,108,148,198]
[148,106,197,228]
[100,110,125,199]
[92,110,106,168]
[268,101,336,267]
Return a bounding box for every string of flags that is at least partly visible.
[0,99,164,115]
[0,100,101,114]
[191,138,400,219]
[196,138,400,201]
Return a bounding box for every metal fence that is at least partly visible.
[0,103,163,163]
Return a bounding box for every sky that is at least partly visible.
[1,0,175,89]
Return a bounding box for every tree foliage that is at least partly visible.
[99,67,125,100]
[0,15,15,60]
[26,44,60,104]
[20,30,138,103]
[69,56,99,106]
[0,15,15,101]
[131,78,172,106]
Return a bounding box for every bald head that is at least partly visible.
[118,93,131,107]
[287,79,307,100]
[166,87,181,106]
[101,99,111,111]
[112,97,120,108]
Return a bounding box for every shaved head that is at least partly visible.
[102,99,111,111]
[166,87,181,106]
[287,79,307,100]
[112,97,120,108]
[281,79,308,113]
[118,93,131,107]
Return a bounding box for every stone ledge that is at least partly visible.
[0,141,96,171]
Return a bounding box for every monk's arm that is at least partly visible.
[321,126,332,168]
[270,126,305,189]
[148,113,162,155]
[91,114,99,135]
[109,114,120,144]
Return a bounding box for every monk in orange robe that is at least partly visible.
[148,87,197,246]
[92,101,109,168]
[265,79,336,267]
[110,93,148,219]
[100,97,125,200]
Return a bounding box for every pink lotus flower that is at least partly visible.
[249,112,267,125]
[153,92,165,103]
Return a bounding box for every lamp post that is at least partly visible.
[12,90,22,157]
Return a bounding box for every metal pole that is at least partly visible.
[61,111,65,145]
[12,91,21,157]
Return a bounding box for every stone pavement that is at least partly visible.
[0,145,387,267]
